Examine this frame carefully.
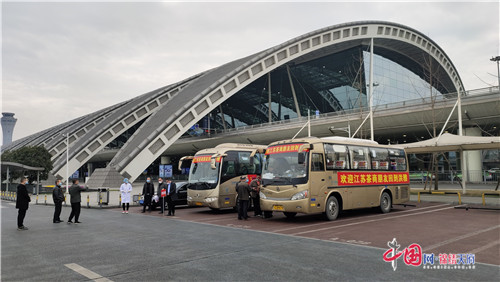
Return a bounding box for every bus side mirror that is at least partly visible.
[179,156,194,171]
[210,158,217,169]
[298,152,306,164]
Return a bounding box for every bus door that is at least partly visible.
[309,146,327,201]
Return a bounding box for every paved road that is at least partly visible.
[1,201,499,281]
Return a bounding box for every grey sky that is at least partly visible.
[1,1,499,142]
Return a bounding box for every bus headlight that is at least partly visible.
[259,191,266,199]
[205,197,218,203]
[291,190,308,201]
[187,196,192,201]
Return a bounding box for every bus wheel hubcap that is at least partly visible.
[329,201,336,215]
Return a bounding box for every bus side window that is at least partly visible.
[371,148,389,170]
[349,146,370,170]
[311,153,325,171]
[324,144,349,170]
[389,149,407,171]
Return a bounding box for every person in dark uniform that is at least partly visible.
[68,179,86,224]
[142,177,154,213]
[165,178,177,216]
[250,175,262,217]
[157,178,166,214]
[52,179,64,223]
[236,176,252,220]
[16,178,31,230]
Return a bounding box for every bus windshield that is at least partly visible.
[262,144,308,186]
[188,155,220,190]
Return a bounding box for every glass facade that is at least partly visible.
[186,45,449,135]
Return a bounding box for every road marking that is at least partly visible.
[467,239,500,255]
[64,263,113,282]
[201,216,242,223]
[292,206,456,235]
[424,225,500,251]
[272,204,450,233]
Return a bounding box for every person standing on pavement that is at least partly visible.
[236,176,252,220]
[68,179,86,224]
[120,178,132,214]
[165,178,176,216]
[157,178,166,214]
[16,178,31,230]
[250,175,262,217]
[52,179,64,223]
[142,177,154,213]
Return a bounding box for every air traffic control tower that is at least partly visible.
[1,113,17,146]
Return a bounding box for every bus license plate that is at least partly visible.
[273,205,284,211]
[196,202,203,206]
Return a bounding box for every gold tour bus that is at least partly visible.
[260,136,410,220]
[180,143,266,210]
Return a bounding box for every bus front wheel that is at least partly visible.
[284,212,297,219]
[380,191,392,213]
[324,196,339,221]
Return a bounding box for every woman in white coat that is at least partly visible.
[120,178,133,214]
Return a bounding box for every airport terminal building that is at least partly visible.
[2,21,499,185]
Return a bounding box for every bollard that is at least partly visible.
[119,194,122,206]
[64,195,67,207]
[87,195,90,208]
[99,191,103,208]
[36,194,39,205]
[45,194,47,205]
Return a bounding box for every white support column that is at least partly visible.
[457,90,466,194]
[464,127,483,183]
[308,109,311,137]
[286,65,301,118]
[268,73,272,123]
[369,38,375,141]
[66,133,69,194]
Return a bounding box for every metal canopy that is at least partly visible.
[402,133,500,153]
[1,161,44,172]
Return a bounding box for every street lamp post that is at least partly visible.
[491,56,500,87]
[64,133,69,194]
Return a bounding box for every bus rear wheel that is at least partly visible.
[324,196,339,221]
[380,191,392,213]
[283,212,297,219]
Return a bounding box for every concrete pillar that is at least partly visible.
[161,156,171,165]
[87,163,94,177]
[463,127,483,182]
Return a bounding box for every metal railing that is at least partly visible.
[409,170,500,184]
[179,86,499,139]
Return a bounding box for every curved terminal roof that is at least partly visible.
[108,21,464,181]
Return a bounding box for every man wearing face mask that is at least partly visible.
[157,178,166,214]
[52,179,65,223]
[142,177,154,213]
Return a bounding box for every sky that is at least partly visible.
[1,1,499,143]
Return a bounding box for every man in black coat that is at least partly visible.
[68,179,86,224]
[142,177,154,213]
[16,178,31,230]
[165,178,177,216]
[52,179,65,223]
[157,178,166,214]
[236,176,252,220]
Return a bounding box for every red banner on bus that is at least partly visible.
[266,144,305,155]
[193,156,221,163]
[337,171,409,186]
